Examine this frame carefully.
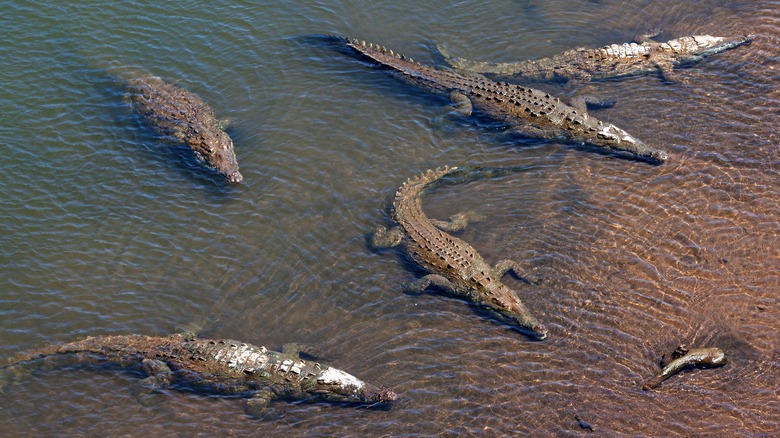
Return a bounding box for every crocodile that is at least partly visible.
[325,35,666,164]
[371,166,548,339]
[1,333,396,416]
[642,345,727,390]
[124,71,243,183]
[437,33,753,84]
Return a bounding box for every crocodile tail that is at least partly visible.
[4,335,166,368]
[392,166,458,219]
[4,342,79,367]
[0,337,107,389]
[341,37,421,70]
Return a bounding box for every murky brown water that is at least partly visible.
[1,0,778,436]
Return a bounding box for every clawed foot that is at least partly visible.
[449,91,473,116]
[570,95,616,113]
[244,392,284,420]
[495,259,541,284]
[435,43,453,63]
[659,70,689,84]
[634,30,661,44]
[370,226,404,249]
[403,274,454,295]
[430,211,486,232]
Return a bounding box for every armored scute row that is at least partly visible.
[4,28,749,417]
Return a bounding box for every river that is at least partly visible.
[0,0,778,435]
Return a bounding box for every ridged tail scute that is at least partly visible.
[337,36,459,91]
[392,166,458,221]
[345,37,418,66]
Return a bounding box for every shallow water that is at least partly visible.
[1,0,778,436]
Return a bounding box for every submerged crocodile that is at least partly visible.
[325,36,666,163]
[371,166,548,339]
[438,33,753,84]
[1,333,396,416]
[124,71,243,183]
[642,345,727,390]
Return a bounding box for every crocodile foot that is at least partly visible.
[449,91,473,116]
[570,95,616,113]
[495,259,541,284]
[429,211,486,232]
[244,390,278,419]
[634,30,662,44]
[403,274,454,295]
[371,226,404,249]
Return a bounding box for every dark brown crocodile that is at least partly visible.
[642,345,727,390]
[371,166,548,339]
[1,333,396,416]
[325,36,666,164]
[125,71,243,183]
[438,33,753,84]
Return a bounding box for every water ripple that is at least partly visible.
[1,0,778,435]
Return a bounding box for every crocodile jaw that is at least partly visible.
[693,34,753,56]
[491,289,549,340]
[507,312,549,340]
[597,124,668,163]
[315,367,397,404]
[207,131,243,183]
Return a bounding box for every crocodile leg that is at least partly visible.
[654,60,684,83]
[429,211,486,232]
[371,226,405,248]
[634,31,661,44]
[282,342,326,361]
[133,359,175,406]
[245,389,276,418]
[570,95,616,112]
[435,43,455,65]
[0,365,21,393]
[404,274,456,295]
[435,42,494,74]
[449,91,473,116]
[140,358,174,388]
[557,69,593,86]
[494,259,541,284]
[509,123,562,141]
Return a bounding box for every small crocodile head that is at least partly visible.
[487,286,549,340]
[310,366,398,406]
[688,347,728,367]
[595,123,668,164]
[195,129,243,184]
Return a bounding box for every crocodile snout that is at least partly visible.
[226,170,243,184]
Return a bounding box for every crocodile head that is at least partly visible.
[487,286,549,340]
[691,34,754,57]
[194,129,243,183]
[310,366,398,406]
[595,123,668,164]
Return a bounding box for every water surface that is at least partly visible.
[1,0,778,435]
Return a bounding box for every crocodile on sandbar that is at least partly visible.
[322,35,666,163]
[124,71,243,183]
[642,345,727,390]
[437,33,753,84]
[371,166,548,339]
[1,333,396,416]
